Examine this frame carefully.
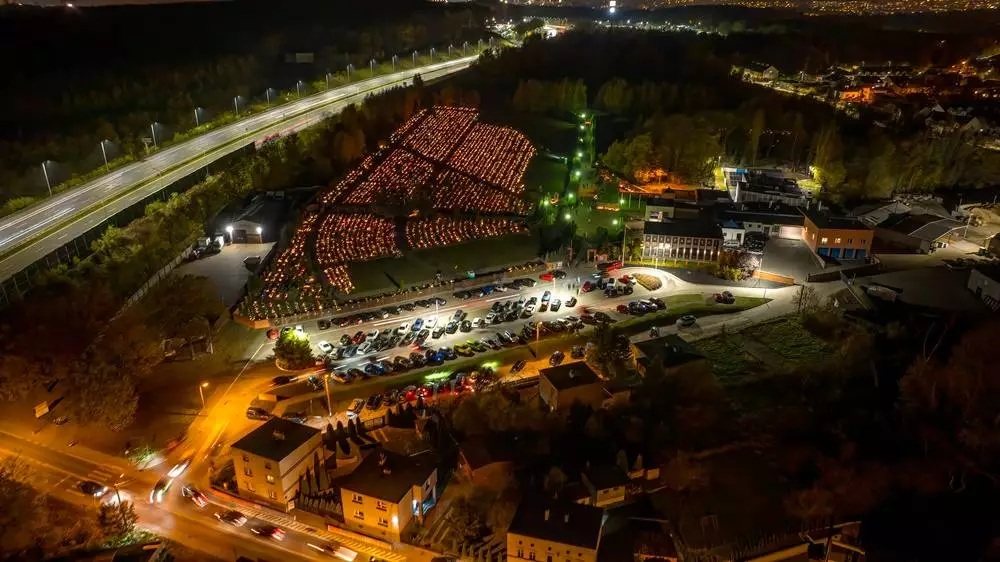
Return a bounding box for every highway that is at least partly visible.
[0,54,478,285]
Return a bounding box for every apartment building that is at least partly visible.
[230,417,323,510]
[332,449,438,542]
[507,500,605,562]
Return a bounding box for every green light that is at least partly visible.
[542,200,550,207]
[425,371,451,381]
[619,198,625,204]
[577,151,583,158]
[564,213,572,220]
[574,170,581,178]
[612,219,619,225]
[579,124,585,130]
[480,361,499,370]
[579,112,586,119]
[567,192,575,200]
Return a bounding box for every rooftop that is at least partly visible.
[633,334,705,369]
[801,209,872,231]
[508,499,605,550]
[230,417,320,462]
[540,362,602,391]
[879,213,964,241]
[585,465,630,490]
[331,449,437,503]
[643,219,723,240]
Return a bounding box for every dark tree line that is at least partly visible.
[0,0,487,203]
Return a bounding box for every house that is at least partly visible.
[507,500,605,562]
[641,219,723,264]
[332,449,438,542]
[539,362,606,411]
[631,334,710,379]
[802,210,873,260]
[742,62,780,84]
[875,213,965,253]
[581,465,630,507]
[224,196,285,244]
[722,168,809,208]
[967,264,1000,311]
[644,194,700,222]
[458,439,517,488]
[231,417,323,510]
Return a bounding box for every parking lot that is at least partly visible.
[175,242,274,306]
[759,237,822,282]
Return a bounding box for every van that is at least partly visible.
[346,398,365,418]
[246,407,270,420]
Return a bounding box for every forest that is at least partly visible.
[0,0,487,206]
[481,31,1000,200]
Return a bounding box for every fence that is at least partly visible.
[115,244,194,317]
[806,257,882,283]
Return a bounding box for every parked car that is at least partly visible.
[181,485,208,508]
[571,345,585,359]
[649,297,666,309]
[511,359,527,374]
[318,341,334,354]
[79,480,109,498]
[250,525,286,541]
[246,407,270,420]
[714,291,735,304]
[271,376,294,386]
[677,314,697,328]
[347,398,365,418]
[460,320,472,332]
[539,272,555,282]
[565,297,577,307]
[412,318,425,332]
[317,319,331,330]
[616,304,629,314]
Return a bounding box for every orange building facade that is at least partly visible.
[803,214,873,260]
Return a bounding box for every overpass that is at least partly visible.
[0,55,478,304]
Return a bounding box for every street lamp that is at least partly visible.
[225,225,234,240]
[369,58,375,73]
[198,382,209,409]
[347,63,354,80]
[449,44,453,56]
[463,41,469,55]
[194,107,204,127]
[265,88,275,106]
[233,96,242,116]
[392,54,398,71]
[256,226,263,235]
[100,139,111,171]
[40,161,53,197]
[296,80,305,98]
[150,122,159,148]
[564,212,572,221]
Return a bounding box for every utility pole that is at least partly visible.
[100,140,109,171]
[150,123,158,148]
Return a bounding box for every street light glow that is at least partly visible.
[201,382,209,388]
[564,213,572,220]
[225,225,234,234]
[577,151,583,158]
[256,226,263,235]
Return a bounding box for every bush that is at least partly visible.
[274,331,314,370]
[633,273,662,290]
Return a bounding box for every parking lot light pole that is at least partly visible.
[199,382,209,409]
[324,374,333,417]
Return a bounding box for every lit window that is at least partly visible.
[266,475,275,484]
[243,467,253,477]
[377,517,389,528]
[268,489,277,500]
[352,493,364,504]
[354,510,364,520]
[834,237,841,244]
[246,481,255,492]
[376,501,387,512]
[820,237,828,244]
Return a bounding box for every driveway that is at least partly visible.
[175,242,274,306]
[759,238,822,282]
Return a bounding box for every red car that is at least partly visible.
[616,304,629,314]
[351,331,366,345]
[619,275,631,285]
[539,272,555,282]
[581,281,593,293]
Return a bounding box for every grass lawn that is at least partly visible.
[694,335,763,384]
[483,109,579,155]
[611,294,770,334]
[348,234,539,294]
[573,206,621,238]
[750,316,831,362]
[525,157,567,195]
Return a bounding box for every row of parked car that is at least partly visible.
[316,297,449,330]
[453,277,539,299]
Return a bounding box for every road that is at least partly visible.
[0,55,478,285]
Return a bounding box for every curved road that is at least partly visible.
[0,55,478,284]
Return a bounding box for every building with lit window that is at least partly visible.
[231,417,323,510]
[507,499,605,562]
[801,210,873,260]
[332,449,438,542]
[641,220,723,263]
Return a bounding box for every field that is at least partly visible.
[749,316,831,362]
[694,335,762,384]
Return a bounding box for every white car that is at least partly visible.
[424,316,438,329]
[472,317,484,328]
[357,341,372,355]
[366,329,379,340]
[317,341,334,354]
[485,312,496,323]
[396,322,409,335]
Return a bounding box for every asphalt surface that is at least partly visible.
[0,55,477,284]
